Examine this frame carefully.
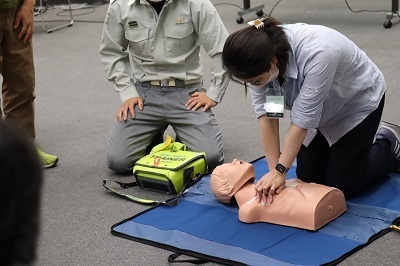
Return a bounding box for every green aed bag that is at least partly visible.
[133,136,207,195]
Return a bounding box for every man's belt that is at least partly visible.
[150,78,202,87]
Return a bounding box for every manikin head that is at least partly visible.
[210,159,255,203]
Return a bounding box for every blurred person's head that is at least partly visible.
[0,121,43,266]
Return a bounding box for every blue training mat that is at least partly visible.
[111,157,400,266]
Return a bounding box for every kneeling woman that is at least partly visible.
[222,17,400,202]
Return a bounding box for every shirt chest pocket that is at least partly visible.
[125,28,152,57]
[164,23,196,58]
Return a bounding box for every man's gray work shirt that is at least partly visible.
[99,0,229,103]
[249,23,386,146]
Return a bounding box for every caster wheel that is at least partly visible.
[236,16,244,24]
[256,10,264,17]
[383,20,392,28]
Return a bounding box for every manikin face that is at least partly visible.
[216,159,254,186]
[210,159,255,203]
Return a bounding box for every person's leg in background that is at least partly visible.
[0,5,58,168]
[107,82,169,174]
[167,83,224,171]
[106,82,223,174]
[107,118,166,174]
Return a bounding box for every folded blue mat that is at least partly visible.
[111,157,400,266]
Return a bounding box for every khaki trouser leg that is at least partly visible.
[0,6,36,139]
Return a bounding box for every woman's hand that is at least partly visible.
[254,171,286,204]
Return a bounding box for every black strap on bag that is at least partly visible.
[102,173,203,206]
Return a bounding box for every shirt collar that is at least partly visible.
[127,0,138,5]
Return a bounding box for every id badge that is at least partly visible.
[264,95,285,118]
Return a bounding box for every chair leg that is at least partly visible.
[236,0,264,24]
[383,0,400,28]
[40,0,74,33]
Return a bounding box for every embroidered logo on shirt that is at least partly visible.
[128,21,138,28]
[175,17,185,25]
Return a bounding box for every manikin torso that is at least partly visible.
[210,160,347,230]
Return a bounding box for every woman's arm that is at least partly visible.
[255,122,307,203]
[258,116,280,171]
[279,122,307,173]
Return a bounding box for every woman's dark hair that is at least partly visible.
[222,17,290,80]
[0,121,43,266]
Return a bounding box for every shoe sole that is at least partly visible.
[42,158,59,169]
[380,121,400,141]
[381,121,400,160]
